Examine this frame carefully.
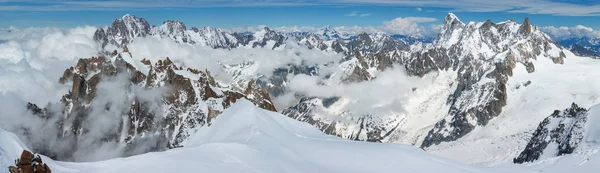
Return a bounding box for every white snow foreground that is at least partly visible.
[0,100,492,173]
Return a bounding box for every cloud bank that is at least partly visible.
[541,25,600,40]
[229,16,439,38]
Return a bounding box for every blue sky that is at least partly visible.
[0,0,599,38]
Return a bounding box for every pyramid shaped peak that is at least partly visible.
[445,13,461,22]
[442,13,464,29]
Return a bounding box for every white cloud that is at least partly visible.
[541,25,600,40]
[359,13,370,17]
[329,17,439,37]
[286,66,430,116]
[126,36,342,82]
[381,17,437,37]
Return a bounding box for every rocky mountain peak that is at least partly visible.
[319,25,341,40]
[151,20,191,43]
[262,26,273,32]
[443,13,464,29]
[518,17,532,35]
[514,103,588,163]
[436,13,466,46]
[160,20,187,32]
[94,14,151,47]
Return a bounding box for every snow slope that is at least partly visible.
[0,100,491,173]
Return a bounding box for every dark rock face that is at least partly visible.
[8,150,51,173]
[513,103,588,164]
[26,51,276,160]
[518,17,532,36]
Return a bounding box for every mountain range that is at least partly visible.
[6,13,600,168]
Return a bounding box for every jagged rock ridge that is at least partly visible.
[27,49,276,160]
[513,103,588,163]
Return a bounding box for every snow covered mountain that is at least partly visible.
[23,49,276,161]
[281,13,574,149]
[94,14,152,48]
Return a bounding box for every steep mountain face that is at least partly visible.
[190,26,239,49]
[513,103,588,163]
[151,20,192,44]
[281,13,572,148]
[94,14,152,48]
[26,49,276,160]
[558,37,600,58]
[414,16,568,148]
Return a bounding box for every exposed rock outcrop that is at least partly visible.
[8,150,51,173]
[513,103,588,163]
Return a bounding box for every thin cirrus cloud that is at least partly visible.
[0,0,599,16]
[346,11,370,17]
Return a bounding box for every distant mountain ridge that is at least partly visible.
[93,14,431,51]
[558,37,600,58]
